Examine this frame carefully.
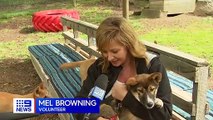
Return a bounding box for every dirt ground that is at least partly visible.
[0,10,213,120]
[0,16,60,119]
[0,16,41,93]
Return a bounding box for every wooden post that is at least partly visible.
[193,66,209,120]
[88,35,95,47]
[123,0,129,20]
[72,0,76,7]
[73,24,79,38]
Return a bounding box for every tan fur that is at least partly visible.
[126,72,163,109]
[0,82,49,112]
[100,104,118,119]
[60,58,96,81]
[101,72,163,120]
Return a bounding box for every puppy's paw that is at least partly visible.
[155,98,163,108]
[100,104,117,119]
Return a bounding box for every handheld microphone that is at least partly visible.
[83,74,109,120]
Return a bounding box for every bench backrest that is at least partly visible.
[60,16,209,120]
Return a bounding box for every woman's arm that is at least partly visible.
[75,59,101,98]
[75,60,102,120]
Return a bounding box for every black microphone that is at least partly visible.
[83,74,108,120]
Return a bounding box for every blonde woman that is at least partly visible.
[75,17,172,120]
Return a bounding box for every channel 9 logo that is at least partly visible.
[13,98,35,113]
[12,98,99,114]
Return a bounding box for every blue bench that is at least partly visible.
[29,43,83,98]
[29,43,85,120]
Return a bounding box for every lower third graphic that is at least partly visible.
[13,98,35,113]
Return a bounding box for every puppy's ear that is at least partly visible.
[150,72,162,83]
[34,86,41,98]
[39,82,45,89]
[126,77,138,86]
[34,83,46,98]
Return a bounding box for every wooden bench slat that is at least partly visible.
[52,44,84,61]
[61,16,98,36]
[63,31,101,58]
[29,51,73,120]
[172,85,195,115]
[160,53,196,81]
[143,41,209,67]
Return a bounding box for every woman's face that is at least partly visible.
[102,40,130,67]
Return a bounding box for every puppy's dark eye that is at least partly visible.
[137,88,143,92]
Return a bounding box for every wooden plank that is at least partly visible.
[143,41,209,81]
[72,0,76,7]
[172,111,187,120]
[47,81,70,120]
[63,31,101,58]
[171,85,195,115]
[30,52,71,120]
[149,0,195,14]
[171,85,192,103]
[193,66,209,120]
[63,31,88,45]
[64,43,88,60]
[73,24,79,38]
[29,53,49,84]
[88,34,95,46]
[141,9,167,18]
[149,0,164,10]
[160,54,196,81]
[143,41,209,67]
[123,0,129,20]
[47,77,71,120]
[61,16,98,36]
[163,0,196,14]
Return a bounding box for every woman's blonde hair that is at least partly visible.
[96,17,147,72]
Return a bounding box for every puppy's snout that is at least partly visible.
[147,102,154,107]
[146,101,154,109]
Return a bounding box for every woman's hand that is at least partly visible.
[111,80,128,101]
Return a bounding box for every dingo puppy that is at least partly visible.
[101,72,163,120]
[126,72,163,109]
[0,82,49,112]
[60,58,96,81]
[60,59,163,120]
